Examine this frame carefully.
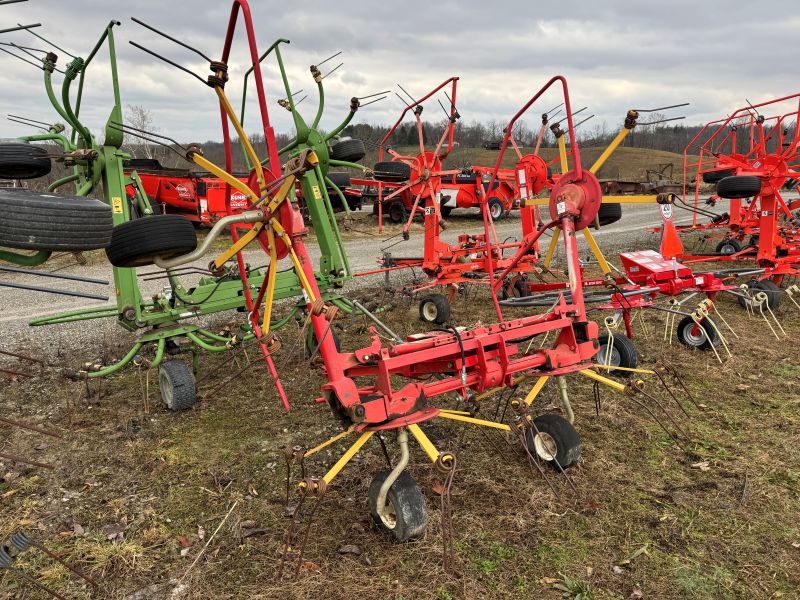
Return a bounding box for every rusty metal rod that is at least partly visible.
[0,452,54,469]
[0,416,61,438]
[0,349,45,365]
[0,367,35,378]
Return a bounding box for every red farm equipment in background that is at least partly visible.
[671,93,800,311]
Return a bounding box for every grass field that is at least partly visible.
[1,251,798,599]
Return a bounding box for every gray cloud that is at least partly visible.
[1,0,797,144]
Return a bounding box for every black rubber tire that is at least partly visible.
[0,188,112,251]
[595,333,638,376]
[716,176,761,200]
[525,413,582,469]
[737,279,781,311]
[326,172,351,190]
[702,169,734,184]
[0,142,51,179]
[597,203,623,227]
[330,138,366,163]
[158,360,196,411]
[487,197,505,221]
[369,470,428,542]
[304,327,342,358]
[715,238,742,255]
[374,161,411,182]
[105,215,197,267]
[500,279,530,300]
[418,293,450,325]
[676,315,719,350]
[440,206,453,218]
[388,201,407,224]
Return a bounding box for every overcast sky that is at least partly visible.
[1,0,798,145]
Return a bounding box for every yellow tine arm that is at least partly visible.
[407,423,440,463]
[590,127,631,174]
[581,228,612,274]
[557,135,569,174]
[544,228,561,268]
[593,364,655,375]
[578,368,626,393]
[303,425,356,459]
[437,411,511,431]
[261,175,296,211]
[270,220,318,304]
[212,222,264,270]
[261,227,279,333]
[322,431,374,485]
[214,86,265,191]
[523,376,549,406]
[192,153,259,204]
[601,195,660,204]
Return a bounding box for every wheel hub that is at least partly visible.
[533,431,558,461]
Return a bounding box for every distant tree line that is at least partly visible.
[124,114,797,171]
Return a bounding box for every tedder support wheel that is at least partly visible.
[158,360,196,411]
[373,161,411,182]
[419,293,451,325]
[368,470,428,542]
[597,203,623,226]
[676,315,720,350]
[326,172,351,190]
[716,176,761,199]
[105,214,198,267]
[0,189,112,251]
[715,238,742,255]
[304,327,342,358]
[738,279,782,311]
[330,138,366,163]
[487,197,505,221]
[525,413,582,469]
[702,169,734,184]
[0,141,51,179]
[595,333,638,376]
[387,201,407,224]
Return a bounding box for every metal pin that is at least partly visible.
[20,24,76,58]
[633,102,690,113]
[360,95,387,108]
[128,41,207,87]
[316,50,342,68]
[131,17,212,62]
[320,62,343,80]
[357,90,391,100]
[0,45,44,70]
[397,84,416,104]
[554,106,588,126]
[0,22,40,35]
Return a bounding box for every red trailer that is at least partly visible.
[124,159,363,226]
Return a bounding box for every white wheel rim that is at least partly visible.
[422,302,438,321]
[491,203,501,219]
[681,322,706,346]
[380,499,397,529]
[159,370,173,406]
[533,432,558,461]
[597,344,622,367]
[720,243,736,255]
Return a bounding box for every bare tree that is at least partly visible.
[123,104,158,159]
